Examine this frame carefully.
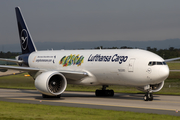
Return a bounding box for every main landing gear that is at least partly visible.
[95,85,114,96]
[143,92,153,101]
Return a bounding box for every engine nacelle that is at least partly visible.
[35,71,67,96]
[137,81,164,93]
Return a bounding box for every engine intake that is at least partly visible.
[35,71,67,96]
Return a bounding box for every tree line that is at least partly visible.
[146,47,180,59]
[94,46,180,59]
[0,51,20,58]
[0,46,180,59]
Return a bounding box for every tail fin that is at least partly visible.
[15,7,37,54]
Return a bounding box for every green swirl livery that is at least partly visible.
[59,54,84,67]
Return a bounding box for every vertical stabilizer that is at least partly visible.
[15,7,37,54]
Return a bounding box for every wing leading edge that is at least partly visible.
[0,65,89,81]
[164,57,180,62]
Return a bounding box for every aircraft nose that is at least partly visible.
[159,66,169,80]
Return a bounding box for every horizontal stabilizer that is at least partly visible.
[0,65,40,72]
[164,57,180,62]
[0,58,23,64]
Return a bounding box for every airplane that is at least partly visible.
[0,7,178,101]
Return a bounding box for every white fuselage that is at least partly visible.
[28,49,169,87]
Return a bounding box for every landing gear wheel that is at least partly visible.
[108,90,114,96]
[95,85,114,97]
[95,90,102,96]
[148,93,153,101]
[144,93,148,101]
[143,93,153,101]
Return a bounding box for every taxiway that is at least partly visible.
[0,89,180,116]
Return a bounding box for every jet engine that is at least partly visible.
[35,71,67,96]
[137,81,164,93]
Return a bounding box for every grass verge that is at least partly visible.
[167,62,180,70]
[0,101,179,120]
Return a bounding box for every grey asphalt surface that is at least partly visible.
[0,89,180,116]
[0,69,22,76]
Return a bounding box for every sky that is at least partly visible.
[1,0,180,47]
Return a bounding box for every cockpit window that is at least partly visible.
[148,61,166,66]
[148,62,152,66]
[152,62,156,65]
[157,62,163,65]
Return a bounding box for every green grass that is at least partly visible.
[0,101,179,120]
[167,62,180,70]
[168,72,180,79]
[155,79,180,95]
[0,73,35,89]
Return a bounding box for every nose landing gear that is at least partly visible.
[144,93,153,101]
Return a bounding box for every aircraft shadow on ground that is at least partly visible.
[17,89,160,101]
[31,92,161,101]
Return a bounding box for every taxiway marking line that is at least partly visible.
[6,97,178,112]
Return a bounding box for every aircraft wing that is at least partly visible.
[170,70,180,72]
[0,58,23,64]
[0,65,88,81]
[164,57,180,62]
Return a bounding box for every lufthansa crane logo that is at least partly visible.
[21,29,28,50]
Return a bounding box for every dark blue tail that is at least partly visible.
[15,7,37,54]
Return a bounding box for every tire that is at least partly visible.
[95,90,101,96]
[148,93,153,101]
[96,90,114,97]
[110,90,114,96]
[105,90,110,96]
[144,94,148,101]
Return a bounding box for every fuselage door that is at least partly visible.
[128,58,135,72]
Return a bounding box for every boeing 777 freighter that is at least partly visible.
[0,7,177,101]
